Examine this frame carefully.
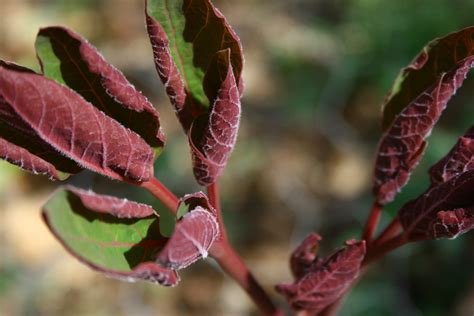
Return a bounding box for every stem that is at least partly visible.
[362,201,383,243]
[210,240,283,316]
[372,216,402,247]
[140,177,179,214]
[207,182,282,316]
[363,233,408,266]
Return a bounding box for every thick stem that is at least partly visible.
[207,183,282,316]
[362,201,383,243]
[140,177,179,214]
[363,234,408,266]
[211,240,283,316]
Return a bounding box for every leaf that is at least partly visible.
[0,63,154,182]
[145,0,244,185]
[35,26,165,153]
[381,27,474,130]
[290,233,322,280]
[400,130,474,240]
[0,61,81,180]
[373,27,474,204]
[157,192,219,269]
[429,126,474,185]
[276,240,366,313]
[189,49,240,185]
[42,187,179,286]
[145,0,244,132]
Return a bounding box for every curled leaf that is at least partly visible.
[42,187,179,286]
[189,50,240,185]
[373,27,474,205]
[290,233,322,280]
[429,126,474,185]
[36,26,165,152]
[146,0,243,185]
[157,192,219,269]
[277,240,366,313]
[0,63,154,182]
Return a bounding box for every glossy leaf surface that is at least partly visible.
[36,26,165,152]
[42,187,179,286]
[0,63,154,182]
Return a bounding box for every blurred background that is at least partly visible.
[1,0,474,315]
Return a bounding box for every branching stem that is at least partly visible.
[362,201,383,243]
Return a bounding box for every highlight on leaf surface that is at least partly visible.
[145,0,243,185]
[399,128,474,240]
[0,61,155,183]
[157,192,219,270]
[276,239,366,314]
[373,27,474,205]
[42,186,179,286]
[36,26,165,154]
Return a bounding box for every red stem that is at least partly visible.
[140,177,179,214]
[207,182,282,316]
[372,216,402,247]
[362,201,383,243]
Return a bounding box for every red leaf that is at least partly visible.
[381,27,474,130]
[276,240,366,313]
[36,26,165,150]
[189,50,241,185]
[157,192,219,269]
[429,126,474,185]
[399,171,474,240]
[64,185,157,218]
[0,61,81,179]
[145,0,244,132]
[145,10,193,130]
[373,56,474,205]
[290,233,322,280]
[0,63,154,182]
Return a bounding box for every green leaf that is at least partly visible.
[43,188,166,273]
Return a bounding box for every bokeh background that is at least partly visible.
[1,0,474,315]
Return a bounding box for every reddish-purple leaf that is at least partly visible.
[36,26,165,151]
[277,240,365,313]
[43,187,179,286]
[373,52,474,205]
[157,192,219,269]
[189,50,241,185]
[429,126,474,185]
[381,27,474,130]
[146,0,243,185]
[0,61,81,179]
[145,0,244,131]
[0,64,154,182]
[64,185,156,218]
[399,171,474,240]
[290,233,322,280]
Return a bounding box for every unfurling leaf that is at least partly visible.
[276,239,366,313]
[0,63,154,182]
[399,171,474,240]
[157,192,219,269]
[42,187,179,286]
[373,27,474,205]
[36,26,165,153]
[146,0,243,185]
[429,126,474,185]
[189,50,240,185]
[400,129,474,240]
[290,233,322,280]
